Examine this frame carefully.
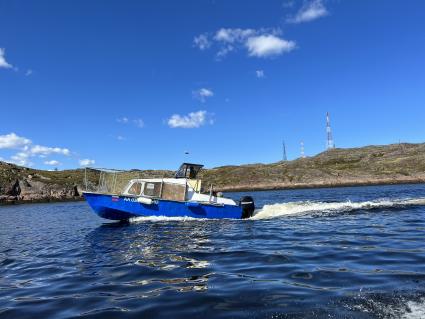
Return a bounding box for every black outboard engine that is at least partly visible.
[240,196,255,219]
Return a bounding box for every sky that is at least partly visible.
[1,0,425,170]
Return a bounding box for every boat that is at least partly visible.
[83,163,255,220]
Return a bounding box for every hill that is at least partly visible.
[1,142,425,204]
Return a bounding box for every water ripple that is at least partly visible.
[1,184,425,318]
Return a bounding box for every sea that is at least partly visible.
[2,184,425,318]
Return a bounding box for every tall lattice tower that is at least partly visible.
[326,112,335,150]
[300,141,306,158]
[282,140,287,161]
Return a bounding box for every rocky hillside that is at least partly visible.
[202,143,425,191]
[1,142,425,204]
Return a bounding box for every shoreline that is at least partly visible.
[2,179,425,206]
[0,197,85,206]
[216,178,425,192]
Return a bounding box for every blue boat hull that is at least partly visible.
[83,192,243,220]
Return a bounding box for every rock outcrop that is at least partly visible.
[1,142,425,204]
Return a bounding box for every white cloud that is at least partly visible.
[0,48,12,69]
[133,118,144,128]
[214,28,255,43]
[44,160,60,166]
[0,132,71,167]
[194,28,295,59]
[256,70,265,78]
[167,110,212,129]
[246,35,296,57]
[116,135,126,141]
[193,34,211,50]
[0,133,32,149]
[29,145,70,156]
[117,117,144,128]
[287,0,328,23]
[79,159,95,166]
[192,88,214,103]
[25,69,33,76]
[9,152,33,167]
[117,117,129,124]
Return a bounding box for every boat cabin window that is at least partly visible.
[175,163,204,179]
[143,182,161,197]
[127,182,143,196]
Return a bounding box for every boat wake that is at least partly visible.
[126,198,425,223]
[251,197,425,220]
[129,215,209,223]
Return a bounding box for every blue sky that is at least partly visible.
[1,0,425,170]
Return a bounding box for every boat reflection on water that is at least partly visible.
[83,219,247,297]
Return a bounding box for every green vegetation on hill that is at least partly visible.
[1,142,425,203]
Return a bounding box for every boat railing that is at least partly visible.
[83,167,147,195]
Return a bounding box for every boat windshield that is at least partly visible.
[127,181,142,195]
[175,163,204,179]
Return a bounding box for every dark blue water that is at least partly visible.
[2,184,425,318]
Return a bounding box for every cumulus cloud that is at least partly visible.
[167,110,213,129]
[246,35,296,57]
[44,160,60,166]
[0,133,31,149]
[79,159,95,166]
[256,70,265,78]
[0,48,12,69]
[29,145,70,156]
[10,152,31,166]
[193,34,211,50]
[287,0,328,23]
[0,132,71,167]
[214,28,256,43]
[25,69,33,76]
[194,28,295,59]
[192,88,214,103]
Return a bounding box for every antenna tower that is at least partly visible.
[326,112,335,150]
[282,140,287,161]
[300,141,305,158]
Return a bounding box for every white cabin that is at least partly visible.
[121,163,236,206]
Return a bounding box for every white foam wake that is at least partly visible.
[401,298,425,319]
[129,215,210,223]
[251,198,425,220]
[126,198,425,222]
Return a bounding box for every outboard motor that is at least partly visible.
[240,196,255,219]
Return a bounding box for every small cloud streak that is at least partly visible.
[192,88,214,103]
[0,48,12,69]
[193,34,211,50]
[287,0,328,24]
[79,159,95,166]
[256,70,265,78]
[116,117,129,124]
[167,110,213,129]
[246,35,296,57]
[133,118,144,128]
[117,117,144,128]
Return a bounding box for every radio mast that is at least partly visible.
[300,141,305,158]
[282,140,287,161]
[326,112,335,150]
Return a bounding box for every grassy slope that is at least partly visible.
[1,142,425,199]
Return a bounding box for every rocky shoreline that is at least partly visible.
[2,142,425,205]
